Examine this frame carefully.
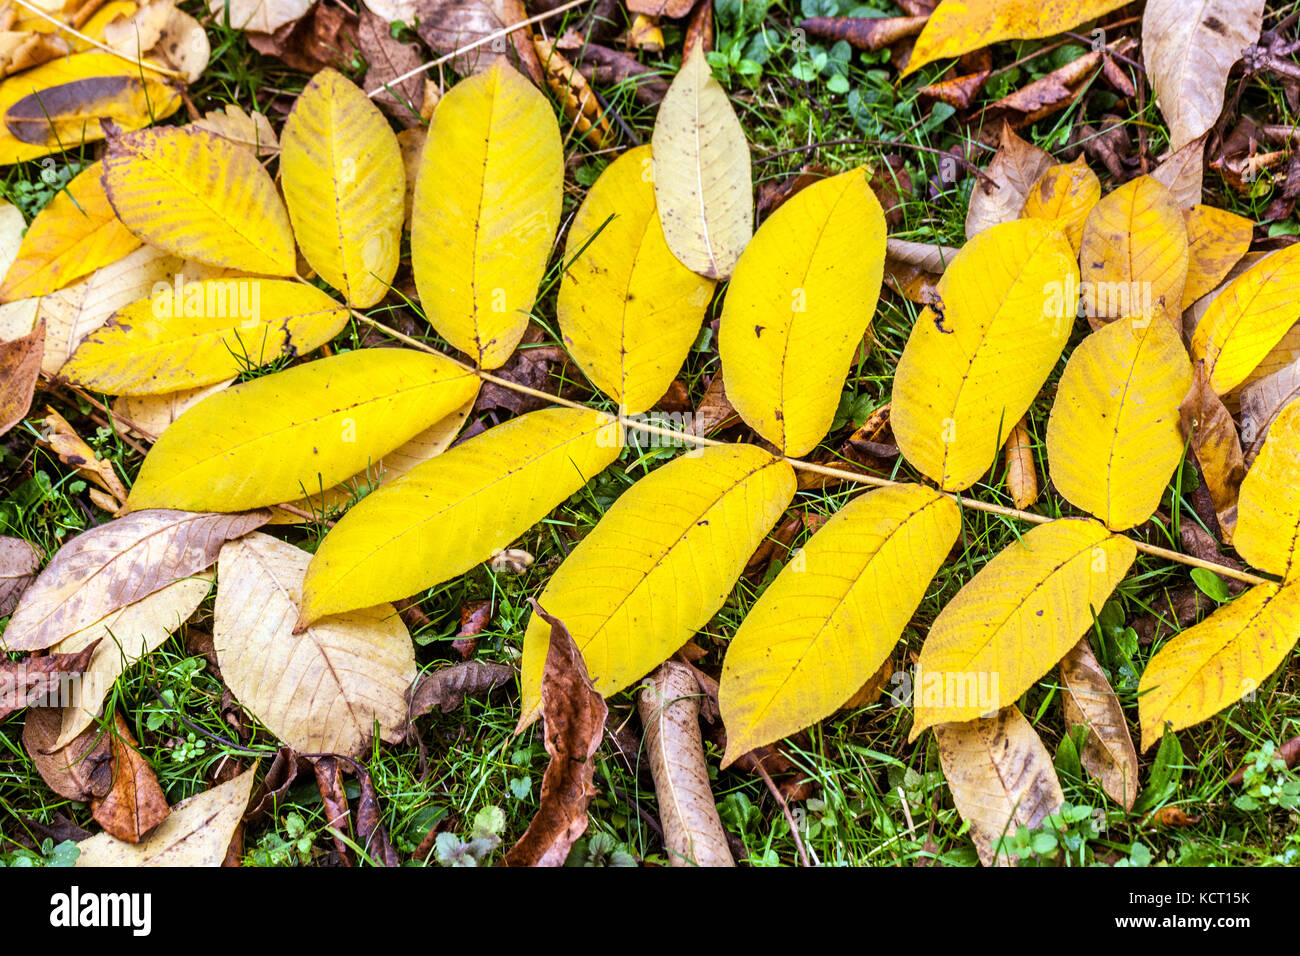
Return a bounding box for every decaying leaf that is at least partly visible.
[1003,417,1038,510]
[358,7,423,125]
[651,39,752,280]
[0,313,41,437]
[1020,155,1100,252]
[0,639,96,719]
[935,705,1065,866]
[1179,362,1246,540]
[192,103,279,155]
[965,123,1053,238]
[534,36,614,149]
[214,533,416,757]
[1060,638,1138,810]
[0,535,41,616]
[639,661,733,867]
[2,509,265,652]
[408,660,515,719]
[90,713,170,843]
[1181,205,1253,311]
[75,765,256,866]
[505,605,606,867]
[37,405,129,509]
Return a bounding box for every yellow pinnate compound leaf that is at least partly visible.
[1235,399,1300,580]
[1181,205,1253,310]
[719,168,886,458]
[901,0,1131,76]
[101,125,296,276]
[650,40,753,280]
[128,348,480,512]
[61,279,348,395]
[1190,243,1300,395]
[557,146,714,414]
[0,161,140,302]
[891,218,1077,491]
[299,407,621,625]
[1078,175,1189,328]
[719,484,960,765]
[1020,156,1100,253]
[412,61,562,369]
[911,518,1135,737]
[1046,318,1193,531]
[518,444,796,721]
[281,68,404,308]
[1139,581,1300,750]
[0,53,182,165]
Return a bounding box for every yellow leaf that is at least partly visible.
[1020,155,1100,252]
[215,533,415,756]
[902,0,1131,77]
[411,60,562,369]
[719,168,886,457]
[1138,581,1300,750]
[281,68,404,308]
[650,39,752,280]
[0,53,182,165]
[935,706,1064,866]
[1045,318,1193,530]
[718,483,959,765]
[0,162,140,302]
[102,125,296,276]
[557,145,714,414]
[1190,243,1300,395]
[1235,399,1300,580]
[911,518,1135,737]
[519,444,795,722]
[128,348,480,512]
[1181,205,1253,310]
[61,279,347,395]
[299,407,621,625]
[1078,175,1188,329]
[892,218,1077,491]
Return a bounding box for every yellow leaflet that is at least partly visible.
[128,348,479,512]
[650,39,753,279]
[557,145,714,414]
[1235,400,1300,580]
[719,168,886,458]
[1046,318,1193,531]
[411,61,562,369]
[1181,205,1253,310]
[1078,175,1189,329]
[1190,243,1300,395]
[0,161,140,302]
[101,125,296,276]
[281,68,404,308]
[719,484,959,765]
[299,407,621,626]
[891,218,1076,491]
[60,279,348,395]
[911,518,1135,736]
[518,444,795,723]
[1020,156,1100,252]
[1138,581,1300,750]
[902,0,1131,76]
[0,53,181,165]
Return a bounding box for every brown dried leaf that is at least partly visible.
[358,7,423,126]
[1002,417,1037,510]
[247,1,357,74]
[535,36,614,149]
[799,15,927,51]
[506,603,606,867]
[408,660,515,718]
[1179,362,1246,541]
[23,705,114,801]
[637,660,734,867]
[1060,638,1138,810]
[684,0,712,54]
[965,124,1053,238]
[356,764,399,866]
[626,0,692,16]
[0,640,97,720]
[415,0,542,83]
[1239,357,1300,462]
[554,31,667,106]
[3,509,266,653]
[935,705,1064,867]
[90,713,170,843]
[37,406,129,508]
[0,536,41,616]
[688,372,740,437]
[0,316,42,438]
[314,756,353,866]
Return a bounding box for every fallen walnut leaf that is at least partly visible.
[0,640,98,720]
[505,602,606,867]
[408,660,515,719]
[90,713,170,843]
[638,660,734,867]
[0,316,43,438]
[0,536,42,617]
[1179,362,1246,541]
[1060,637,1138,811]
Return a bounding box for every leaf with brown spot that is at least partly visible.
[246,2,358,74]
[1179,362,1246,541]
[0,536,41,617]
[935,705,1065,867]
[1181,205,1254,310]
[75,766,256,866]
[37,406,129,508]
[506,604,606,867]
[408,660,515,719]
[964,123,1053,238]
[415,0,542,83]
[0,640,98,720]
[0,316,42,438]
[313,756,354,866]
[638,660,734,867]
[3,509,266,653]
[90,713,170,843]
[800,15,928,51]
[1060,638,1138,810]
[1002,417,1038,510]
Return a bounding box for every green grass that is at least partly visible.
[4,0,1300,868]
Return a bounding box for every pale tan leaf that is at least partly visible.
[1060,637,1138,810]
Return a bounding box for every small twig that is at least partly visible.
[756,762,811,867]
[10,0,187,80]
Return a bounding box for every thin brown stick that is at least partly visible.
[756,763,811,867]
[344,311,1271,589]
